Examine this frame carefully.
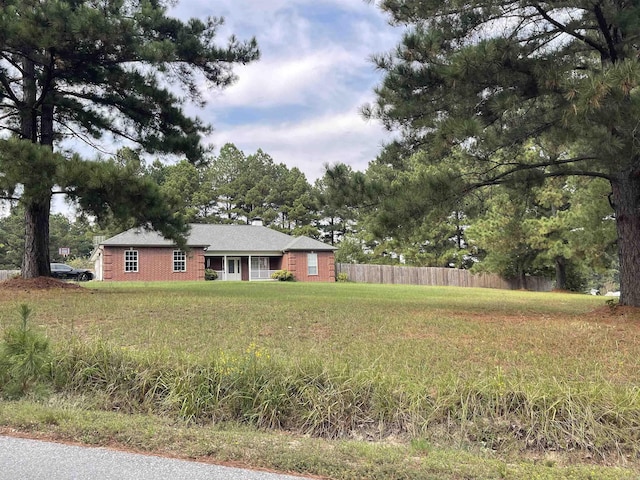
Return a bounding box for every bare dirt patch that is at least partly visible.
[0,276,86,291]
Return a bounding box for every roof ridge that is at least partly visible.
[283,235,303,250]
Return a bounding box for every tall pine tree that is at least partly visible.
[367,1,640,305]
[0,0,258,278]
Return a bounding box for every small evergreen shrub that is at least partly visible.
[271,270,294,281]
[0,304,52,399]
[204,269,218,281]
[336,272,349,283]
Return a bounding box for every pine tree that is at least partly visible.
[0,0,259,278]
[367,1,640,305]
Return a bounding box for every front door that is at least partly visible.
[226,257,242,281]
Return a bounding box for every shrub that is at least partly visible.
[336,272,349,283]
[66,258,94,271]
[0,304,52,399]
[204,269,218,281]
[271,270,294,281]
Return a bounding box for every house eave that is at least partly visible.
[204,250,283,256]
[284,247,337,252]
[102,243,208,249]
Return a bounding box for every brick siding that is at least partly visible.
[101,247,335,282]
[283,251,336,282]
[102,247,205,282]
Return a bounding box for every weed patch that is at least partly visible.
[43,337,640,460]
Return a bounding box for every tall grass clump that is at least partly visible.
[0,304,52,399]
[425,372,640,457]
[46,337,640,459]
[51,338,172,413]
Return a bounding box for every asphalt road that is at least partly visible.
[0,435,312,480]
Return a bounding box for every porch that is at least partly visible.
[205,255,283,281]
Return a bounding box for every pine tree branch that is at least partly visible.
[1,125,21,136]
[531,3,607,57]
[0,69,20,106]
[56,120,122,156]
[466,156,612,191]
[544,170,613,181]
[0,52,26,76]
[592,3,618,63]
[33,50,56,111]
[0,110,19,123]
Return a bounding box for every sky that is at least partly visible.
[167,0,401,182]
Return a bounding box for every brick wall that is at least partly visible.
[102,247,205,282]
[283,251,335,282]
[100,247,334,282]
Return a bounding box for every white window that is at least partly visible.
[173,250,186,272]
[124,250,138,272]
[307,253,318,276]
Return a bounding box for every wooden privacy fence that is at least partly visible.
[336,264,554,292]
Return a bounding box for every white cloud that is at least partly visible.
[207,102,392,181]
[204,46,360,109]
[200,1,393,111]
[172,0,402,180]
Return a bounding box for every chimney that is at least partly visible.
[251,217,263,226]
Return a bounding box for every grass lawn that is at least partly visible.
[0,280,639,479]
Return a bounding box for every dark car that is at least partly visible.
[50,263,93,281]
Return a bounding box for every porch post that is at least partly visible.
[224,255,227,281]
[249,255,252,281]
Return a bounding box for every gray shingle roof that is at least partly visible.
[101,224,336,252]
[100,228,178,247]
[284,236,334,251]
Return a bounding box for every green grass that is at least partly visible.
[1,281,639,479]
[7,282,634,384]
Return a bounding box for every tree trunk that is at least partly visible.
[330,217,336,245]
[517,264,527,290]
[611,171,640,306]
[555,256,567,291]
[20,56,55,279]
[21,57,37,142]
[22,195,52,278]
[41,96,54,146]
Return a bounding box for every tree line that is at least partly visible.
[0,142,355,268]
[1,140,618,293]
[330,156,618,292]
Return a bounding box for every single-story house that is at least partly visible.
[91,224,337,282]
